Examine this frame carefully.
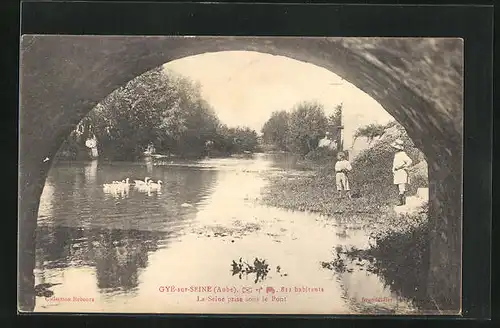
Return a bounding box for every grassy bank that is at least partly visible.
[261,123,428,217]
[260,124,434,311]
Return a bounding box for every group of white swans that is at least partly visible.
[102,176,196,208]
[103,177,163,194]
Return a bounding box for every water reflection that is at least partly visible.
[35,161,219,300]
[145,157,153,174]
[37,161,219,230]
[84,160,98,184]
[35,226,168,293]
[321,245,421,314]
[33,155,422,314]
[92,229,159,292]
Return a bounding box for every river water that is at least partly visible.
[34,153,417,314]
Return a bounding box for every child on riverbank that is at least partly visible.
[391,139,413,206]
[335,151,352,199]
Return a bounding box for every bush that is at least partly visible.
[261,102,345,156]
[343,122,427,204]
[353,123,387,143]
[304,147,337,163]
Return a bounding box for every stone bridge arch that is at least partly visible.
[18,36,463,311]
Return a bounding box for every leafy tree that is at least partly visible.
[59,67,222,160]
[327,103,342,132]
[261,110,290,151]
[326,103,343,148]
[57,66,264,161]
[287,101,328,155]
[232,126,259,152]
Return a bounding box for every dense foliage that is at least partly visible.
[58,67,259,161]
[326,103,343,143]
[261,101,342,156]
[348,122,427,200]
[354,123,388,143]
[261,110,290,151]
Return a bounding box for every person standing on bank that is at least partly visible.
[335,151,352,199]
[391,139,413,206]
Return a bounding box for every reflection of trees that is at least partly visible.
[35,226,167,292]
[35,226,90,269]
[35,162,221,293]
[89,229,163,292]
[323,235,432,313]
[360,225,431,310]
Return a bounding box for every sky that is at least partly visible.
[163,51,394,149]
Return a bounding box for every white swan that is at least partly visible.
[148,180,162,190]
[104,178,130,191]
[116,178,130,190]
[134,177,150,187]
[103,183,115,190]
[103,183,123,192]
[133,177,150,186]
[135,180,153,193]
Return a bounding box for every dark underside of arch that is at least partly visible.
[18,36,463,312]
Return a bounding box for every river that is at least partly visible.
[34,153,417,314]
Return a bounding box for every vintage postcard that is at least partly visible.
[18,36,463,315]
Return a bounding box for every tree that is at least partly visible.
[73,67,222,160]
[353,121,396,144]
[58,66,260,161]
[261,110,290,151]
[327,103,342,132]
[233,126,259,152]
[287,101,328,155]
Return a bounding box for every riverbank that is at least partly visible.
[261,136,431,221]
[260,149,433,311]
[261,121,428,230]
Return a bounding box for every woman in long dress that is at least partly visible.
[391,139,413,206]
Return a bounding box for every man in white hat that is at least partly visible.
[391,139,413,206]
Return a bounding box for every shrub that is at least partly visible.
[353,123,387,143]
[345,122,427,204]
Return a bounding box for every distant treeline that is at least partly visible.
[58,67,260,161]
[260,102,343,156]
